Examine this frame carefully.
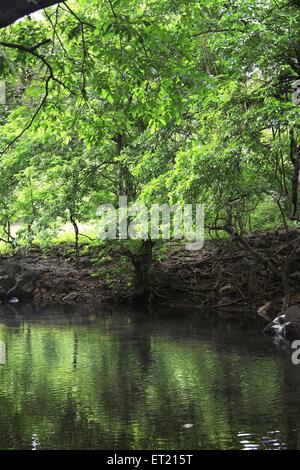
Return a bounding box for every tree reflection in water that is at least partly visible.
[0,303,298,450]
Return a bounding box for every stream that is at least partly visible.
[0,303,299,450]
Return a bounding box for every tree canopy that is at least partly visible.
[0,0,299,298]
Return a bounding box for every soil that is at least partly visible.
[0,228,299,320]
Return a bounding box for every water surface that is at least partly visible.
[0,303,298,450]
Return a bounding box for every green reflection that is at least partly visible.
[0,310,298,450]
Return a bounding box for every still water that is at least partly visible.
[0,303,299,450]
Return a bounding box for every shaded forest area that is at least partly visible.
[0,0,299,315]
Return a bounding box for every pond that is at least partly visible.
[0,303,299,450]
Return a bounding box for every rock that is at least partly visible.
[0,261,43,302]
[53,279,74,294]
[80,293,95,303]
[0,276,17,294]
[0,263,22,277]
[81,292,94,299]
[38,276,73,294]
[62,291,80,302]
[264,305,300,338]
[21,282,35,294]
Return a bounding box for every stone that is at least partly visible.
[81,292,94,299]
[62,291,80,302]
[0,260,45,302]
[264,305,300,338]
[0,276,17,293]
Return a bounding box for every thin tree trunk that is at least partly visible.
[70,212,80,264]
[132,240,154,302]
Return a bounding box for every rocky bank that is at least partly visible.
[0,228,299,319]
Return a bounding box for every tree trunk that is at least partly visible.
[132,240,154,302]
[0,1,64,28]
[289,128,300,221]
[70,212,80,264]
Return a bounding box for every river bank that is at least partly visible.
[0,228,299,319]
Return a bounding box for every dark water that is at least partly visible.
[0,303,299,450]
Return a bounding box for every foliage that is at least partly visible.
[0,0,299,281]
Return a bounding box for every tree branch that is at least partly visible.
[0,0,65,28]
[0,40,74,95]
[61,3,95,29]
[1,76,51,155]
[191,28,245,38]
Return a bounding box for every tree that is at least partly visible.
[0,0,299,306]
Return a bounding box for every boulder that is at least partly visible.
[62,291,80,302]
[0,261,42,303]
[264,305,300,338]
